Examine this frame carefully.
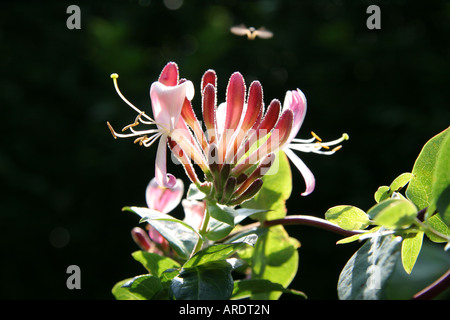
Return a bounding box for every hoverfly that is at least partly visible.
[230,24,273,40]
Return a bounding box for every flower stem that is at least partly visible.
[191,205,211,256]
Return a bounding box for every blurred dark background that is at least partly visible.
[1,0,449,299]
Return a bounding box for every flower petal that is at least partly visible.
[225,72,246,131]
[145,177,184,214]
[283,148,315,196]
[181,199,206,229]
[150,80,195,132]
[201,69,217,91]
[155,135,177,188]
[202,83,217,143]
[283,89,307,143]
[158,62,179,86]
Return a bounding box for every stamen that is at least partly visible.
[110,73,154,123]
[142,133,163,148]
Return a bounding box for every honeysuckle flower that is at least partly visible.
[108,62,347,206]
[107,62,197,188]
[280,89,349,196]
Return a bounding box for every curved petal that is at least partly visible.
[283,89,307,143]
[158,62,179,86]
[155,135,177,188]
[150,80,195,132]
[283,148,315,196]
[145,177,184,214]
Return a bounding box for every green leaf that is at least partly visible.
[431,127,450,227]
[369,199,418,230]
[124,206,199,259]
[112,275,163,300]
[205,204,266,241]
[186,183,206,201]
[206,201,235,226]
[374,186,390,203]
[401,231,424,274]
[241,151,292,221]
[231,279,307,300]
[251,225,300,300]
[183,242,253,269]
[406,127,449,210]
[336,226,381,245]
[112,278,137,300]
[171,260,238,300]
[325,205,370,230]
[425,214,450,243]
[374,173,413,204]
[131,251,180,277]
[122,274,163,300]
[390,172,414,193]
[338,234,402,300]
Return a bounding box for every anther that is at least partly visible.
[311,131,322,142]
[107,122,118,139]
[134,136,148,145]
[122,121,139,132]
[332,145,342,152]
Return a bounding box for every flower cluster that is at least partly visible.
[107,62,348,205]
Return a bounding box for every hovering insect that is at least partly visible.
[230,24,274,40]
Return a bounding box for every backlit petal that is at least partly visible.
[155,135,177,188]
[145,177,184,214]
[283,148,315,196]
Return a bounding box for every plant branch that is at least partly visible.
[262,215,366,237]
[225,215,366,241]
[411,269,450,300]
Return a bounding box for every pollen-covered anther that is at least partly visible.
[311,131,322,142]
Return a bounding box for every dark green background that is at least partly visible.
[1,0,449,299]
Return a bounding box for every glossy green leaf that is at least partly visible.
[251,225,300,300]
[131,251,180,276]
[338,235,402,300]
[406,128,449,210]
[231,279,307,300]
[112,278,137,300]
[401,231,424,274]
[325,205,370,230]
[431,127,450,227]
[369,199,417,229]
[171,260,238,300]
[112,275,162,300]
[124,206,199,259]
[241,151,292,221]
